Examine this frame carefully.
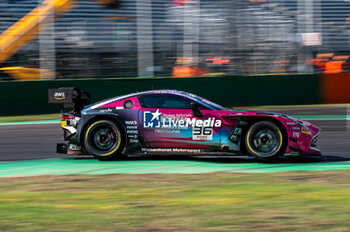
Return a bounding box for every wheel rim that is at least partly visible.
[88,123,121,155]
[94,128,116,150]
[248,126,282,157]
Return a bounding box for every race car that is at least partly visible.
[49,88,321,161]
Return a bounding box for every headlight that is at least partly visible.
[301,127,311,135]
[311,135,318,147]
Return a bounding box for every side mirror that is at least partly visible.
[190,102,203,118]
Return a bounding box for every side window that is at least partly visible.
[139,94,192,109]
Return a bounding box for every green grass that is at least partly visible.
[1,172,350,231]
[0,114,60,123]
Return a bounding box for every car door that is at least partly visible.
[138,93,222,149]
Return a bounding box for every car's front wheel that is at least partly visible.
[84,120,125,160]
[244,121,286,161]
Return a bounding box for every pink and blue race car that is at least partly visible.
[51,88,321,161]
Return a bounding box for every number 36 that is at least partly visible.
[193,127,212,135]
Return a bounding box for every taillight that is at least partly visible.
[62,115,75,119]
[61,115,81,128]
[61,121,68,127]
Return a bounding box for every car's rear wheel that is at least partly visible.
[84,120,125,160]
[244,121,286,161]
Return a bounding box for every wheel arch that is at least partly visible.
[239,116,289,152]
[79,114,127,147]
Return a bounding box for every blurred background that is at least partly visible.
[2,0,350,80]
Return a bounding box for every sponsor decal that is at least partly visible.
[143,109,162,128]
[127,130,138,134]
[230,112,248,116]
[292,131,300,138]
[141,148,201,153]
[143,110,221,129]
[287,122,296,125]
[172,148,201,153]
[154,90,181,95]
[126,125,138,129]
[130,139,138,143]
[69,144,81,151]
[143,109,222,141]
[155,129,180,134]
[54,92,65,100]
[193,121,219,140]
[125,121,137,125]
[100,108,112,113]
[292,127,301,130]
[125,122,139,137]
[116,107,124,110]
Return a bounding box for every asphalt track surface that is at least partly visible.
[1,106,350,163]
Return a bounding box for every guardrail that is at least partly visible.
[0,74,321,116]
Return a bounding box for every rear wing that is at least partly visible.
[48,87,90,113]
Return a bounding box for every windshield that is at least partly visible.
[186,93,227,110]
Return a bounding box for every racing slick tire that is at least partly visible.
[84,120,126,161]
[244,120,287,161]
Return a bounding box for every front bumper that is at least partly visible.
[286,125,321,156]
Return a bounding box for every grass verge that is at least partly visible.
[0,114,60,123]
[1,171,350,231]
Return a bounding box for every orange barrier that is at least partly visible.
[172,66,210,78]
[316,53,334,59]
[322,73,350,103]
[324,61,345,74]
[310,58,328,71]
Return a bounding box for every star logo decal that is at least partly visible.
[150,109,161,122]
